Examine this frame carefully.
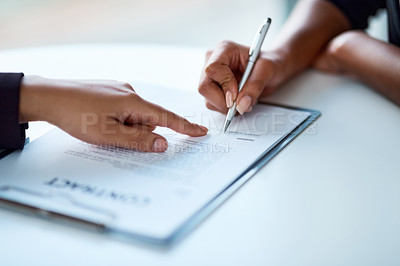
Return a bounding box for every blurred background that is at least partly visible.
[0,0,388,51]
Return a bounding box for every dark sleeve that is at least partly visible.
[0,73,28,149]
[326,0,387,29]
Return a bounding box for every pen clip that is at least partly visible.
[248,24,265,57]
[248,18,271,59]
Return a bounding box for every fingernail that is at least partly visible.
[153,138,167,152]
[236,96,252,115]
[225,91,234,108]
[199,125,208,133]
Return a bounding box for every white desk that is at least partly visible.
[0,44,399,266]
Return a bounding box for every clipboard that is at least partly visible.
[157,103,320,244]
[0,84,320,245]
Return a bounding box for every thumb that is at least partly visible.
[236,59,274,115]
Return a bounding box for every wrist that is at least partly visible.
[19,75,56,123]
[260,49,289,87]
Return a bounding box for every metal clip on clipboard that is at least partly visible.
[0,185,116,230]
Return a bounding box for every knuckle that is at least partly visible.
[218,40,235,48]
[205,61,219,76]
[220,76,234,90]
[166,112,179,128]
[122,82,134,91]
[198,84,207,95]
[125,91,139,101]
[119,91,139,107]
[114,81,135,93]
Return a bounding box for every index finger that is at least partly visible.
[204,44,239,100]
[137,98,208,137]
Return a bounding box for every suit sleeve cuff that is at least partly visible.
[0,73,28,149]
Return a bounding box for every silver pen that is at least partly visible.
[223,18,272,133]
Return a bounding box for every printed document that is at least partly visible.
[0,83,311,241]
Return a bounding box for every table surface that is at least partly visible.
[0,44,399,266]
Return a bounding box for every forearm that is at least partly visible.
[269,0,351,86]
[331,31,400,106]
[18,76,207,152]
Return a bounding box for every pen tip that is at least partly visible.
[223,120,231,133]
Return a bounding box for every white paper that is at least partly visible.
[0,83,310,240]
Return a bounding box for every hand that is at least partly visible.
[19,76,208,152]
[198,41,282,115]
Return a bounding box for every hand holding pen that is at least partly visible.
[223,18,271,132]
[199,18,278,130]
